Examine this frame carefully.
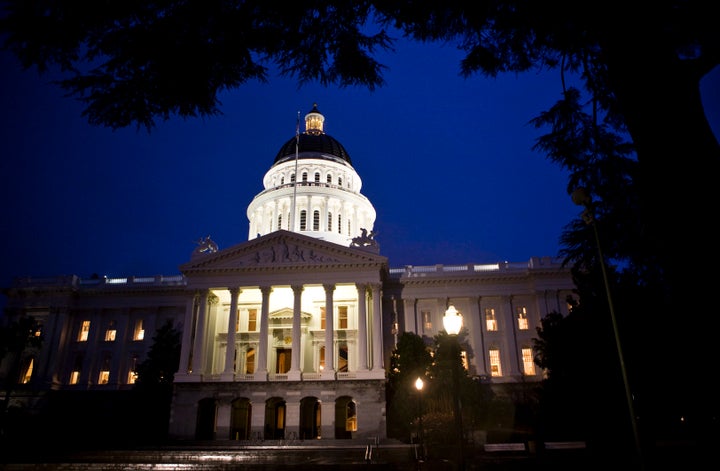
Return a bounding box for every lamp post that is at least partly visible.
[443,305,464,471]
[415,377,425,461]
[572,188,643,468]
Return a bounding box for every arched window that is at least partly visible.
[338,177,343,186]
[313,210,320,231]
[302,172,308,182]
[326,174,332,183]
[314,172,320,182]
[280,176,285,185]
[291,173,296,183]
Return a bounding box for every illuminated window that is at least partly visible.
[105,320,117,341]
[133,319,145,341]
[300,210,307,231]
[517,307,529,330]
[422,310,432,330]
[19,357,34,384]
[338,306,348,329]
[98,354,111,384]
[77,320,90,342]
[489,348,502,377]
[522,347,535,375]
[320,346,326,371]
[314,172,320,182]
[320,307,326,330]
[245,348,255,374]
[338,344,349,372]
[346,401,357,431]
[313,210,320,231]
[327,212,332,231]
[460,350,469,371]
[485,308,498,331]
[248,309,257,332]
[127,355,139,384]
[69,355,82,385]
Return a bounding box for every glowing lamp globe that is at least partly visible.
[443,305,463,335]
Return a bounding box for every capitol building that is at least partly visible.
[1,104,575,443]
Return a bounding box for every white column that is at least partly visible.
[222,287,241,380]
[289,285,303,380]
[356,283,369,371]
[322,283,336,379]
[255,286,272,381]
[371,283,384,372]
[177,293,197,379]
[191,290,209,376]
[402,297,417,334]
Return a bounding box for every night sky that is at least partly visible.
[2,37,719,306]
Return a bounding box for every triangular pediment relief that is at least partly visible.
[180,230,387,274]
[269,307,312,320]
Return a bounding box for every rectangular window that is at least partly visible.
[489,348,502,377]
[313,210,320,231]
[320,346,326,371]
[78,320,90,342]
[248,309,257,332]
[338,344,349,372]
[337,215,342,233]
[105,320,117,341]
[485,308,498,331]
[245,348,255,374]
[422,310,432,331]
[327,212,332,231]
[69,355,82,385]
[98,354,111,384]
[20,357,34,384]
[133,319,145,341]
[522,347,535,375]
[300,210,307,231]
[338,306,348,329]
[127,355,139,384]
[517,306,529,330]
[320,307,326,330]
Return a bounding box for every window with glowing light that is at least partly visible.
[338,344,349,372]
[98,354,111,384]
[69,355,82,385]
[133,319,144,341]
[127,354,139,384]
[522,347,535,375]
[105,320,117,341]
[485,308,498,331]
[248,309,257,332]
[245,348,255,374]
[489,348,502,377]
[338,306,348,329]
[19,357,34,384]
[517,307,529,330]
[77,320,90,342]
[320,346,326,371]
[320,307,326,330]
[422,310,432,331]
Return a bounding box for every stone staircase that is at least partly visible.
[2,439,419,470]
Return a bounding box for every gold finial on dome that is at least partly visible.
[304,103,324,135]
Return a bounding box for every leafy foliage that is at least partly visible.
[133,319,181,389]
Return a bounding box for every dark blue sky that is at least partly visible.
[2,38,719,295]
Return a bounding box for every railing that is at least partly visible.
[388,257,564,278]
[12,274,186,288]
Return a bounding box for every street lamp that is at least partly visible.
[443,305,464,471]
[415,377,425,461]
[572,188,643,468]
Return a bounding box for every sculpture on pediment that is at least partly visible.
[193,235,219,255]
[350,228,378,247]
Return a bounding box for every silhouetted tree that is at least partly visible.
[134,319,181,389]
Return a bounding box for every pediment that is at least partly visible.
[269,307,312,320]
[180,230,387,274]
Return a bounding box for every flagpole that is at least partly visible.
[290,110,300,232]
